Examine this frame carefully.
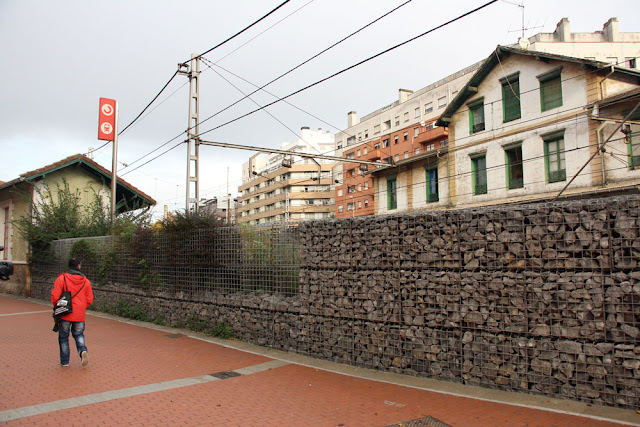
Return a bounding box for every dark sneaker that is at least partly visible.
[81,351,88,367]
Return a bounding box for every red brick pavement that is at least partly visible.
[1,294,637,426]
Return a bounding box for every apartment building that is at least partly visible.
[238,128,336,225]
[372,47,640,214]
[334,62,483,218]
[337,17,640,216]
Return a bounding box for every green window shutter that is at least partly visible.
[625,125,640,168]
[545,137,566,183]
[472,156,487,195]
[502,78,521,123]
[541,76,562,111]
[505,146,523,189]
[468,98,485,134]
[387,177,397,210]
[425,167,439,203]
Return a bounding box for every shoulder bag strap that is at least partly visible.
[71,279,87,299]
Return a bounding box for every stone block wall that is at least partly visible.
[29,195,640,409]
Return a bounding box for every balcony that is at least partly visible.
[414,126,447,145]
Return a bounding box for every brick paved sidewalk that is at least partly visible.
[1,294,638,426]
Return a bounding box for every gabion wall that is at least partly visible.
[29,196,640,410]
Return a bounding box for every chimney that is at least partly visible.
[603,18,619,42]
[554,18,571,42]
[399,88,413,103]
[347,111,357,127]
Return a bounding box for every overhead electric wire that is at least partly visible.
[110,0,294,165]
[213,0,316,64]
[119,0,417,172]
[196,0,414,130]
[180,0,293,65]
[196,0,497,138]
[119,70,180,136]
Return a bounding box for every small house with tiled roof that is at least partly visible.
[0,154,155,295]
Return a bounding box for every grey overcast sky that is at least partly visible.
[1,0,639,218]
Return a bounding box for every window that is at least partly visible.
[347,202,354,211]
[347,168,355,178]
[438,96,447,108]
[347,185,356,194]
[404,112,409,122]
[501,73,521,122]
[538,68,563,112]
[387,176,397,210]
[364,147,368,155]
[346,152,355,160]
[403,132,408,141]
[364,199,369,207]
[505,145,524,189]
[365,130,369,138]
[607,57,618,65]
[383,120,391,131]
[468,98,485,134]
[374,124,380,134]
[544,133,566,183]
[358,201,362,209]
[374,142,381,150]
[425,167,439,203]
[338,188,343,197]
[395,116,400,126]
[415,107,420,118]
[471,155,488,195]
[364,181,369,190]
[414,127,419,137]
[347,135,356,145]
[624,124,640,168]
[415,147,420,154]
[357,149,361,157]
[338,205,343,213]
[358,184,362,191]
[358,133,362,141]
[625,57,637,68]
[394,135,399,144]
[425,102,433,114]
[383,138,390,148]
[395,154,400,162]
[404,151,409,159]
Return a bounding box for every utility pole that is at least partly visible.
[180,54,201,212]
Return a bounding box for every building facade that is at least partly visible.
[334,62,483,218]
[372,47,640,214]
[333,17,640,216]
[238,128,336,225]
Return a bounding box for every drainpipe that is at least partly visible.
[438,149,451,207]
[596,121,608,186]
[600,66,615,100]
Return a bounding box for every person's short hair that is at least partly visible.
[68,258,82,270]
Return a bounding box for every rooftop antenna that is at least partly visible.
[501,0,543,47]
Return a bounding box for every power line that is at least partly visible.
[180,0,293,66]
[195,0,414,131]
[213,0,316,64]
[119,0,417,173]
[196,0,498,138]
[119,70,180,136]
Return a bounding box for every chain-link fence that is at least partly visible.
[44,224,301,297]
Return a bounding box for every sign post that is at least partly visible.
[98,97,118,224]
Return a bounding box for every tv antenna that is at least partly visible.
[501,0,543,44]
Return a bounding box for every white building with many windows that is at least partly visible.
[366,18,640,214]
[238,127,336,225]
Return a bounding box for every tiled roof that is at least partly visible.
[0,154,156,206]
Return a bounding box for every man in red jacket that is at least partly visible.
[51,258,94,367]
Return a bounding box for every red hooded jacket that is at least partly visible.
[51,271,94,322]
